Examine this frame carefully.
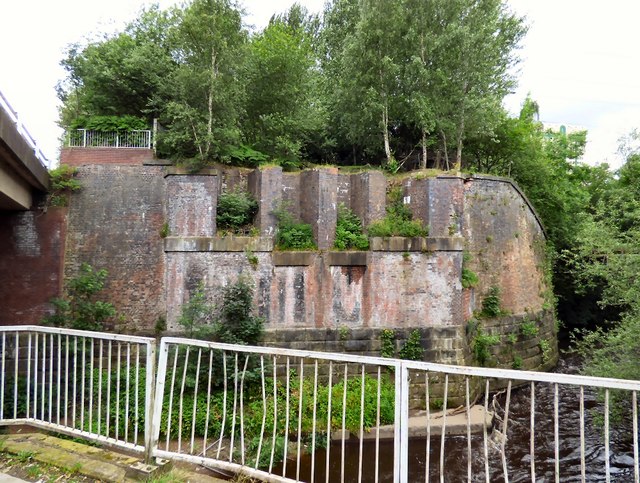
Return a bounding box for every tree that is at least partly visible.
[242,7,325,165]
[158,0,247,162]
[57,5,179,127]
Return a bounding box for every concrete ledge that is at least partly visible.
[272,251,317,266]
[143,158,173,166]
[369,236,464,252]
[163,167,218,177]
[164,236,273,252]
[327,251,369,266]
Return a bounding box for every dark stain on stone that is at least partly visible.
[340,266,364,285]
[294,271,305,322]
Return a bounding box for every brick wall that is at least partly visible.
[61,148,154,166]
[0,206,66,325]
[64,165,166,331]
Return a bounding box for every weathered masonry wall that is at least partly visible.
[0,206,66,325]
[3,148,556,374]
[64,164,166,330]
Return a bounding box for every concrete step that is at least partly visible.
[0,432,226,482]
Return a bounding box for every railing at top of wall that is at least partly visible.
[0,90,50,168]
[65,129,152,149]
[1,325,639,482]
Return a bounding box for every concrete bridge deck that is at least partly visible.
[0,91,49,210]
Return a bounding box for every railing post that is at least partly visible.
[394,361,409,483]
[82,129,87,148]
[148,338,169,464]
[144,339,158,464]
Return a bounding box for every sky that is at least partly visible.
[0,0,638,168]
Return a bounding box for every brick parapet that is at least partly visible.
[61,148,154,166]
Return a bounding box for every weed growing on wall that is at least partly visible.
[216,190,259,234]
[274,204,316,250]
[43,263,116,331]
[334,204,369,250]
[367,186,428,237]
[213,277,264,346]
[480,286,503,318]
[399,330,424,361]
[467,320,500,366]
[520,319,539,338]
[461,251,479,289]
[380,329,396,358]
[48,164,81,207]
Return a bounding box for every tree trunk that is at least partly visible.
[382,105,392,164]
[206,50,217,159]
[435,149,441,170]
[441,130,450,171]
[420,129,427,170]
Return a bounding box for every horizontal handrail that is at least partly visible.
[0,325,155,344]
[65,129,152,149]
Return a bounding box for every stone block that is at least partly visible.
[272,251,317,266]
[248,166,283,236]
[327,251,369,266]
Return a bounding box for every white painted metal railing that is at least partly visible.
[65,129,152,149]
[1,327,639,482]
[0,90,50,168]
[0,326,156,460]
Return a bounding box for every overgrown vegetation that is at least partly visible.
[216,190,259,234]
[48,164,81,207]
[380,329,395,358]
[334,204,369,250]
[467,320,500,366]
[520,319,539,338]
[479,286,503,318]
[274,204,316,250]
[43,263,117,331]
[398,330,424,361]
[461,251,479,289]
[368,187,428,237]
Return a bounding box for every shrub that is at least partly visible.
[461,252,479,289]
[177,281,216,339]
[398,330,424,361]
[469,322,500,366]
[43,263,116,331]
[334,204,369,250]
[216,191,258,234]
[520,319,539,338]
[380,329,395,358]
[274,204,316,250]
[48,164,81,207]
[480,286,502,318]
[367,187,428,237]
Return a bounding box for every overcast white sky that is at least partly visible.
[1,0,639,168]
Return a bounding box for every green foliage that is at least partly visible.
[469,323,500,366]
[227,144,269,167]
[398,330,424,361]
[512,355,523,370]
[539,339,552,363]
[334,203,369,250]
[43,263,116,331]
[368,187,428,237]
[480,286,502,318]
[177,282,215,339]
[69,115,147,131]
[520,320,539,338]
[338,325,350,341]
[380,329,395,358]
[213,277,264,346]
[48,164,81,207]
[159,222,170,238]
[245,248,259,268]
[461,252,479,289]
[274,204,316,250]
[216,191,258,233]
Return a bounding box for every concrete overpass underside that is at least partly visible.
[0,101,49,210]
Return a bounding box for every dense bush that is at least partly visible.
[274,205,316,250]
[334,204,369,250]
[216,191,258,233]
[48,164,81,206]
[368,187,428,237]
[43,263,117,331]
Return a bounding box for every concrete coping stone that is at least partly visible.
[272,251,317,266]
[164,236,273,252]
[326,251,368,266]
[163,167,218,177]
[369,236,464,252]
[143,159,173,166]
